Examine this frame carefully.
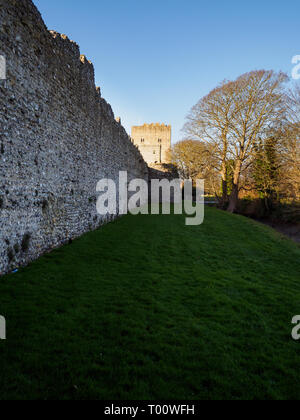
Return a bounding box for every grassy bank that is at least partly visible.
[0,207,300,400]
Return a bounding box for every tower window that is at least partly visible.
[141,138,145,143]
[158,139,162,143]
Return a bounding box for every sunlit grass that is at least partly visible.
[0,207,299,400]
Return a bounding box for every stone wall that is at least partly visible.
[131,123,171,165]
[0,0,148,275]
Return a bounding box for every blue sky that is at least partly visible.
[33,0,300,143]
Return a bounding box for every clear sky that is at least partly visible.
[33,0,300,143]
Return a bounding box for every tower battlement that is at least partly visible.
[131,123,171,165]
[132,123,171,130]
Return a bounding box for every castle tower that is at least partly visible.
[131,123,171,165]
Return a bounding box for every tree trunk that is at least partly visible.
[227,183,239,213]
[264,196,270,213]
[221,160,228,207]
[222,179,228,202]
[227,160,242,213]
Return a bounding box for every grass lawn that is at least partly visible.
[0,207,300,400]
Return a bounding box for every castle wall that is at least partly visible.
[131,123,171,165]
[0,0,148,275]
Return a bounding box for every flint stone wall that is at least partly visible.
[0,0,148,275]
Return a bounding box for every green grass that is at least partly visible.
[0,207,300,400]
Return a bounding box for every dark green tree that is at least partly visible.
[252,136,280,211]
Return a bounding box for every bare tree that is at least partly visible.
[168,140,220,195]
[183,81,237,204]
[226,70,288,212]
[184,70,288,212]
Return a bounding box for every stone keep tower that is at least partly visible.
[131,123,171,165]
